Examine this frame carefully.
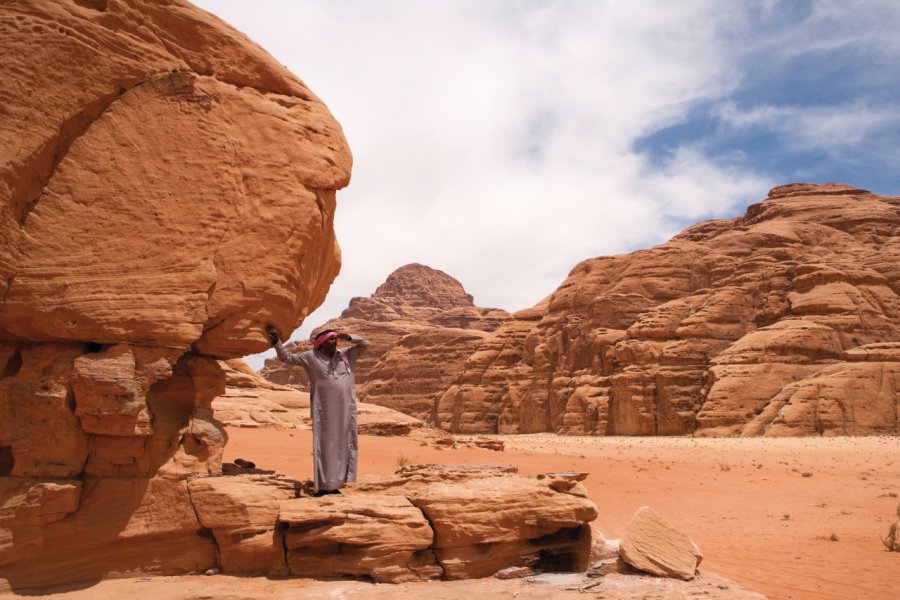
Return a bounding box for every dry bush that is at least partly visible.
[881,503,900,552]
[396,452,411,469]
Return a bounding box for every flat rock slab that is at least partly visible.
[189,475,297,574]
[409,475,598,579]
[280,494,439,583]
[619,506,703,580]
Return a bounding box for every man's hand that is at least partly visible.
[265,325,280,345]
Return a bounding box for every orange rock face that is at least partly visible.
[0,0,350,356]
[0,0,348,589]
[437,184,900,436]
[261,263,508,422]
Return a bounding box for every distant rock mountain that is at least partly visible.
[260,264,508,421]
[437,183,900,436]
[265,184,899,437]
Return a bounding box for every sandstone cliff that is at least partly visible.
[261,263,508,422]
[438,184,900,436]
[0,0,350,588]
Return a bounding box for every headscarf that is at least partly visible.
[313,329,351,370]
[313,330,337,350]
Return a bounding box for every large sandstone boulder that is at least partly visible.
[0,0,350,356]
[408,474,597,579]
[436,184,900,436]
[261,263,508,423]
[0,0,348,589]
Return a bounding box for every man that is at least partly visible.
[266,325,370,497]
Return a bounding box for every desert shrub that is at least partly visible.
[882,522,898,551]
[881,504,900,552]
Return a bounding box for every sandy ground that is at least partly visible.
[222,429,900,600]
[6,430,898,599]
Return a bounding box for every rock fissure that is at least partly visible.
[184,480,221,569]
[0,445,14,476]
[203,227,230,322]
[278,520,291,567]
[314,190,328,230]
[0,348,22,379]
[147,30,315,104]
[1,276,14,304]
[12,70,185,228]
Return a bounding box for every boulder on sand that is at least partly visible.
[619,506,703,580]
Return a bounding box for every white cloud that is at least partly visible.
[717,101,900,152]
[194,1,900,369]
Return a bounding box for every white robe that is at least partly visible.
[274,335,369,491]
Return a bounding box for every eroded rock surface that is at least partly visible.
[0,0,348,589]
[77,464,595,585]
[0,0,350,356]
[261,263,508,423]
[437,184,900,436]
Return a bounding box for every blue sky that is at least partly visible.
[637,1,900,202]
[190,1,900,366]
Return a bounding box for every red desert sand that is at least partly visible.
[14,430,899,600]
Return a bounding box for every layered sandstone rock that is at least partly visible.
[0,0,348,589]
[362,327,489,423]
[281,494,440,583]
[213,359,314,429]
[189,474,298,575]
[437,184,900,436]
[0,476,219,588]
[409,474,596,579]
[261,263,508,422]
[148,464,598,585]
[341,464,598,581]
